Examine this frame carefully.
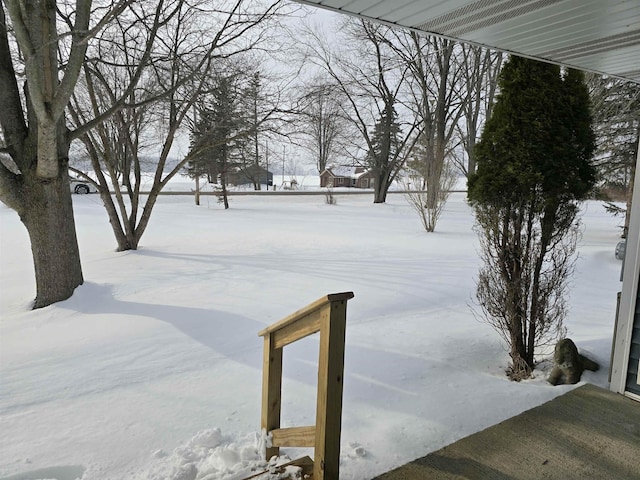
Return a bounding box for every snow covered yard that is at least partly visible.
[0,191,622,480]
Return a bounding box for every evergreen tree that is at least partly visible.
[187,109,214,183]
[188,74,244,209]
[366,104,402,202]
[369,106,401,159]
[468,57,596,380]
[239,71,264,190]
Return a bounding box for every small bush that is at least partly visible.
[325,188,336,205]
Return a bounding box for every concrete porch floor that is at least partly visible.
[373,384,640,480]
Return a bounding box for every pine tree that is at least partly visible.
[188,74,244,209]
[367,105,402,203]
[239,71,264,190]
[468,57,596,380]
[369,106,401,159]
[187,109,214,182]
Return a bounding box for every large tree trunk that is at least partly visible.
[220,170,230,209]
[19,163,84,308]
[1,0,91,308]
[373,177,387,203]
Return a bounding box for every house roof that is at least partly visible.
[295,0,640,84]
[322,166,370,178]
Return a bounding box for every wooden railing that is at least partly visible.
[258,292,354,480]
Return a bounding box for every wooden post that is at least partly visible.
[314,300,348,480]
[261,332,282,461]
[258,292,353,480]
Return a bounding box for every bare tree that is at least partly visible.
[69,0,286,250]
[388,32,466,231]
[403,137,458,232]
[303,19,421,203]
[395,39,501,232]
[454,45,502,178]
[0,0,138,307]
[296,75,346,174]
[587,73,640,238]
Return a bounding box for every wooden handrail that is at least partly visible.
[259,291,354,480]
[258,292,354,337]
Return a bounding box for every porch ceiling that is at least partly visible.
[294,0,640,84]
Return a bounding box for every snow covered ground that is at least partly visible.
[0,186,623,480]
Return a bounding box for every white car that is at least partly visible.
[69,177,98,194]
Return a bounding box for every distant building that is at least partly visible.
[319,166,375,189]
[227,165,273,186]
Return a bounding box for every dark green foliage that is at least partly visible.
[242,72,264,190]
[468,57,596,380]
[187,107,215,180]
[188,70,268,195]
[368,105,401,164]
[367,105,402,203]
[468,59,595,206]
[188,74,245,208]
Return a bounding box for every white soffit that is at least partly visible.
[295,0,640,84]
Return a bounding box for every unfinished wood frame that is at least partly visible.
[258,291,354,480]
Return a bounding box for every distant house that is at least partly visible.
[227,165,273,186]
[319,166,375,189]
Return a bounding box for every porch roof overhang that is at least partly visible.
[294,0,640,84]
